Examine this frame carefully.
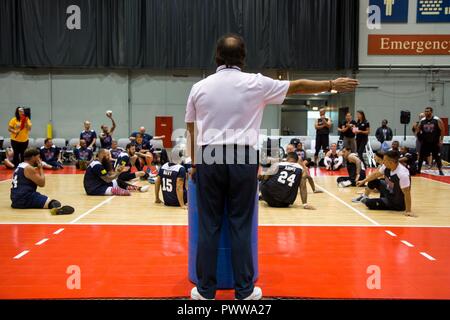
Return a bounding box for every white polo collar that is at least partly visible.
[216,65,241,73]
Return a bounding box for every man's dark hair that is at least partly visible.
[375,151,385,158]
[286,152,299,162]
[343,147,352,152]
[24,148,40,160]
[215,34,246,68]
[44,138,52,144]
[385,150,400,162]
[126,143,134,150]
[425,106,433,112]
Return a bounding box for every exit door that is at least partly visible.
[155,116,173,148]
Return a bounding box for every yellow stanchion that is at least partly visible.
[47,123,53,139]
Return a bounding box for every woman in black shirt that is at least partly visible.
[355,110,370,165]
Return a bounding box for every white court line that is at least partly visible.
[35,238,48,245]
[0,221,449,228]
[385,230,397,237]
[53,228,65,235]
[69,196,115,224]
[401,240,414,247]
[0,179,11,184]
[420,252,436,261]
[13,250,30,259]
[418,176,450,187]
[315,184,380,226]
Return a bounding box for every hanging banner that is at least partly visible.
[368,34,450,55]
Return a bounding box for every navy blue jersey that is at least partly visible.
[158,162,187,206]
[115,152,131,169]
[109,147,124,160]
[40,146,60,162]
[131,132,153,143]
[83,161,112,195]
[74,147,93,161]
[260,162,303,205]
[10,163,37,201]
[100,134,113,149]
[80,130,97,147]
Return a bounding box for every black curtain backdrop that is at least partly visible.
[0,0,359,70]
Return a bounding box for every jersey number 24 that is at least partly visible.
[277,171,296,187]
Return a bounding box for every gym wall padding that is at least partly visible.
[0,0,359,70]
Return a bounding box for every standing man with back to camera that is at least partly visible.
[185,33,359,300]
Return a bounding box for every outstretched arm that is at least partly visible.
[287,78,359,96]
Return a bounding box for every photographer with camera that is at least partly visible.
[8,107,32,167]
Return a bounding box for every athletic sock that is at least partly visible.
[111,186,131,196]
[127,185,140,191]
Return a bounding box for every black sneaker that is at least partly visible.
[439,170,444,176]
[51,206,75,215]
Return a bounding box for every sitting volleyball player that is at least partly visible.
[337,147,366,187]
[285,144,322,195]
[154,152,187,209]
[115,144,149,182]
[10,148,74,215]
[83,149,148,196]
[354,151,414,217]
[260,152,315,209]
[74,139,93,170]
[40,138,63,169]
[4,147,15,169]
[324,143,343,171]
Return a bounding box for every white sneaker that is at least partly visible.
[242,286,263,300]
[352,195,366,203]
[338,180,352,188]
[139,185,150,193]
[190,287,213,300]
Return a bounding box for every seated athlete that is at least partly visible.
[389,140,400,152]
[4,147,15,169]
[74,139,94,170]
[100,113,116,149]
[115,144,149,182]
[154,160,187,209]
[336,147,366,187]
[84,149,149,196]
[295,142,313,167]
[109,139,123,167]
[399,146,417,176]
[286,144,322,195]
[354,151,413,217]
[10,148,74,215]
[324,143,343,171]
[40,138,63,169]
[132,133,154,170]
[260,152,315,209]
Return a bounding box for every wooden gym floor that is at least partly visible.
[0,166,449,299]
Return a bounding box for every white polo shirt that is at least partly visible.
[185,65,289,146]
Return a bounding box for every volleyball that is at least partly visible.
[106,110,113,117]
